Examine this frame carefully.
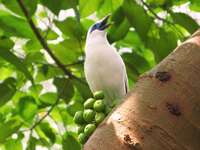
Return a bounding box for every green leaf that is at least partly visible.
[0,77,16,107]
[122,52,151,74]
[55,17,83,40]
[189,0,200,12]
[0,10,34,38]
[147,0,167,6]
[147,29,177,62]
[0,37,33,82]
[50,39,82,64]
[97,0,124,17]
[62,134,81,150]
[0,67,13,80]
[39,92,57,105]
[28,84,43,100]
[171,12,199,34]
[0,36,14,50]
[24,51,46,65]
[40,0,78,15]
[46,30,59,40]
[79,0,102,17]
[17,96,38,122]
[26,136,37,150]
[66,100,84,116]
[116,31,143,48]
[123,0,153,40]
[23,40,42,52]
[0,117,22,143]
[2,0,38,17]
[108,7,130,43]
[36,64,64,82]
[39,122,56,144]
[5,139,22,150]
[57,107,74,125]
[53,77,74,103]
[72,79,92,100]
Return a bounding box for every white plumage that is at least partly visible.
[84,16,128,105]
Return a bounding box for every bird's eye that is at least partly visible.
[90,23,100,33]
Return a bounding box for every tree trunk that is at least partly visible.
[84,30,200,150]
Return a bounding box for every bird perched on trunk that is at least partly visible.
[84,15,128,106]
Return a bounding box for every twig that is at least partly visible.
[29,99,59,130]
[19,98,59,133]
[73,6,85,56]
[140,0,173,24]
[17,0,86,84]
[140,0,184,38]
[73,6,80,23]
[64,60,84,67]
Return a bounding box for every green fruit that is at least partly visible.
[84,123,96,136]
[93,100,105,112]
[95,112,105,124]
[73,111,85,124]
[77,125,85,134]
[83,109,95,123]
[78,133,88,144]
[84,98,96,109]
[93,91,104,99]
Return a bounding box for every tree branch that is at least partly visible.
[17,0,86,84]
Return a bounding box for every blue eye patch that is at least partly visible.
[90,23,101,33]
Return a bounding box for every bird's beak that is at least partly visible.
[99,15,112,30]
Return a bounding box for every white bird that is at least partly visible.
[84,15,128,105]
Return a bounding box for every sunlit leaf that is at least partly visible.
[39,92,57,105]
[0,37,33,82]
[17,96,38,122]
[97,0,124,17]
[5,139,23,150]
[79,0,102,17]
[0,10,34,38]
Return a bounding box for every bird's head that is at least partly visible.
[86,15,111,40]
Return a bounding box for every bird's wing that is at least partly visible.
[124,70,128,94]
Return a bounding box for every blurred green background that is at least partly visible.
[0,0,199,149]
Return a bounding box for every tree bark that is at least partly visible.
[84,30,200,150]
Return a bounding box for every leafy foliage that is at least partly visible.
[0,0,199,149]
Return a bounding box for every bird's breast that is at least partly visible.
[84,44,125,95]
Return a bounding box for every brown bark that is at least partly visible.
[84,30,200,150]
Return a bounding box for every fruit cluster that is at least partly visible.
[73,91,111,144]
